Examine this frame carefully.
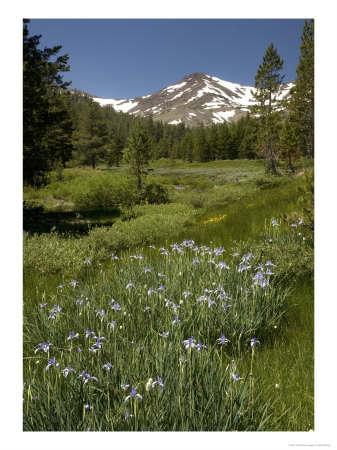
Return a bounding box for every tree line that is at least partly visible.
[23,19,314,186]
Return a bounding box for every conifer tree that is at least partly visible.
[290,19,314,158]
[23,19,73,185]
[72,99,109,169]
[180,134,194,162]
[125,122,151,191]
[250,43,285,174]
[278,116,301,173]
[217,122,231,159]
[195,128,210,162]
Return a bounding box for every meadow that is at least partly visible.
[23,159,314,431]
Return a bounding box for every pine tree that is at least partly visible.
[278,116,301,173]
[125,122,151,191]
[180,134,194,162]
[72,99,109,169]
[23,19,73,185]
[250,43,285,174]
[208,124,219,160]
[238,115,259,159]
[217,122,231,159]
[290,20,314,158]
[195,128,210,162]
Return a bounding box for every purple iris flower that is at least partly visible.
[34,342,53,354]
[182,291,192,298]
[192,258,200,264]
[196,342,207,353]
[85,329,95,339]
[96,308,105,318]
[111,302,122,311]
[70,280,78,287]
[151,376,164,390]
[76,298,84,306]
[107,320,116,329]
[250,337,260,347]
[53,304,62,313]
[145,267,151,273]
[271,218,279,227]
[208,298,217,308]
[231,371,244,382]
[216,261,229,270]
[67,331,79,341]
[144,306,151,311]
[147,287,155,296]
[265,261,275,266]
[45,357,60,371]
[183,337,196,350]
[84,258,91,264]
[94,336,106,348]
[79,371,98,384]
[216,334,230,345]
[158,331,169,339]
[121,382,130,390]
[253,271,264,282]
[124,387,143,403]
[171,303,180,312]
[157,285,166,292]
[126,281,135,289]
[39,303,47,308]
[172,316,179,324]
[238,263,250,273]
[61,366,75,377]
[102,362,113,372]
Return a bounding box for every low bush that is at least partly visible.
[69,174,138,210]
[142,181,170,204]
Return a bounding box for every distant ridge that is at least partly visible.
[80,72,294,126]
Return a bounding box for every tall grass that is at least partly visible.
[23,161,314,431]
[23,240,289,431]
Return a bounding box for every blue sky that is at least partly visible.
[28,19,307,99]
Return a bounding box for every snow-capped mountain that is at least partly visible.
[90,72,294,126]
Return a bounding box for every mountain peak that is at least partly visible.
[90,74,294,126]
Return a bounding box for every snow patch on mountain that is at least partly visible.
[212,110,236,124]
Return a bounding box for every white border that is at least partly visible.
[1,1,337,449]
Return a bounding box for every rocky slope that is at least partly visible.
[90,72,294,126]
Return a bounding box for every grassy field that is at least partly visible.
[23,158,314,431]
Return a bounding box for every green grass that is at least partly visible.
[23,158,314,431]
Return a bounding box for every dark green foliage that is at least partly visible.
[143,181,170,204]
[296,170,314,229]
[72,99,109,169]
[289,20,314,158]
[125,122,151,190]
[23,20,73,185]
[195,127,210,162]
[251,43,285,175]
[251,43,285,114]
[180,133,195,162]
[278,116,301,173]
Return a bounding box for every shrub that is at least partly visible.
[142,181,170,204]
[69,174,138,210]
[254,176,282,190]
